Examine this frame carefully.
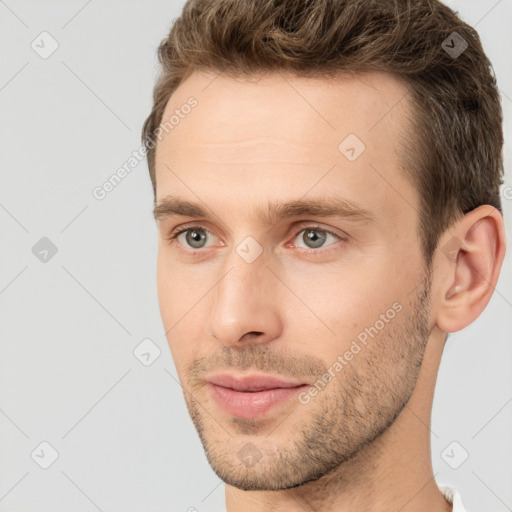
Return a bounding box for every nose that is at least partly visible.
[206,245,283,348]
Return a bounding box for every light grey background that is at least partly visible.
[0,1,511,511]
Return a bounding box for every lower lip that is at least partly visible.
[207,383,308,419]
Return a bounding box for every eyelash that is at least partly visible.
[165,223,345,255]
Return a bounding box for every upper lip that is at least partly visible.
[206,373,307,392]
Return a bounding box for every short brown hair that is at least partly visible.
[142,0,504,264]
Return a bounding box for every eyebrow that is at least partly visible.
[153,195,376,225]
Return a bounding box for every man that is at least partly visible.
[142,0,506,510]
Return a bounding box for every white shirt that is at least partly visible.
[218,485,468,511]
[439,485,468,512]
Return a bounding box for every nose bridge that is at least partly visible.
[207,242,281,346]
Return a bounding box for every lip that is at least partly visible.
[206,373,308,419]
[207,373,306,391]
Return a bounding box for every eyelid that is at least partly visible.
[284,223,346,254]
[166,223,222,249]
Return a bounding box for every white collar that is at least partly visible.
[438,484,468,512]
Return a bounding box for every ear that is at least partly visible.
[434,205,506,333]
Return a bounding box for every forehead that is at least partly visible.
[157,70,411,149]
[154,70,417,227]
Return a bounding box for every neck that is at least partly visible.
[225,328,452,512]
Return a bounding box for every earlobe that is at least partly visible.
[435,205,506,334]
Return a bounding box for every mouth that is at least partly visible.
[205,373,309,419]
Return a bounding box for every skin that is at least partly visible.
[153,70,506,512]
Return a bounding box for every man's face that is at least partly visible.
[154,71,433,490]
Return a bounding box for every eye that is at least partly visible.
[167,226,216,250]
[291,226,341,251]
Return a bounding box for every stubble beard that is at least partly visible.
[182,271,432,491]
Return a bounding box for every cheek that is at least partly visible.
[156,251,197,324]
[156,255,213,371]
[281,258,409,357]
[156,257,176,326]
[156,257,191,362]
